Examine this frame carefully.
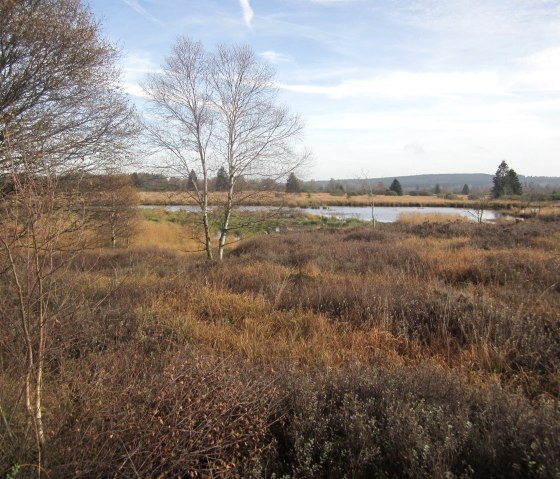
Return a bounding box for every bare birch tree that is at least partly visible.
[143,38,215,259]
[143,37,307,260]
[211,44,306,259]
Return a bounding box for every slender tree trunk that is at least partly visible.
[217,178,234,260]
[4,221,47,475]
[35,309,47,475]
[202,172,213,260]
[370,194,376,229]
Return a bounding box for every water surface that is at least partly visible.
[142,204,500,222]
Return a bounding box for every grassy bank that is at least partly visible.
[138,190,478,207]
[1,211,559,477]
[138,190,559,217]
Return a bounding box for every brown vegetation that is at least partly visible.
[137,190,550,212]
[139,190,473,207]
[1,212,560,477]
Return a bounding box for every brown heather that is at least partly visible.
[1,212,560,477]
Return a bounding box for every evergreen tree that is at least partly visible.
[461,184,470,195]
[389,178,403,196]
[286,172,302,193]
[492,161,523,197]
[506,169,523,195]
[434,183,441,194]
[492,160,510,198]
[215,166,228,192]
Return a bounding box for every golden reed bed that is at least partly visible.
[138,190,473,207]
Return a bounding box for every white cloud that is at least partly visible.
[522,47,560,69]
[119,51,161,98]
[510,47,560,92]
[390,0,560,36]
[239,0,254,28]
[122,82,149,98]
[260,50,291,63]
[279,71,504,99]
[306,102,555,139]
[121,51,161,75]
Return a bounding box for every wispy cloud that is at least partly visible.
[120,0,165,26]
[260,50,291,63]
[307,110,552,139]
[512,47,560,92]
[279,71,504,99]
[239,0,254,28]
[390,0,560,38]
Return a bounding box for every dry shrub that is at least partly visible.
[223,222,560,394]
[3,217,559,476]
[228,230,433,277]
[47,347,279,478]
[432,248,559,290]
[271,364,560,478]
[464,220,560,249]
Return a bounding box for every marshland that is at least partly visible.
[2,0,560,477]
[2,203,559,477]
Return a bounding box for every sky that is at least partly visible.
[88,0,560,180]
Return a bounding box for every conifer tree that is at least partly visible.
[215,166,228,192]
[492,161,523,197]
[389,178,403,196]
[506,168,522,195]
[492,160,510,198]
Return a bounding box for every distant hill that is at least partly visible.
[523,176,560,187]
[308,174,560,191]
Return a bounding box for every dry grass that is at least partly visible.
[138,190,474,207]
[143,287,404,368]
[397,212,470,224]
[131,211,202,252]
[2,213,560,477]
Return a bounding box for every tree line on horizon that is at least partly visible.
[129,163,549,199]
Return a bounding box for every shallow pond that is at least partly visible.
[142,204,500,222]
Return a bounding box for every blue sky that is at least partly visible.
[89,0,560,179]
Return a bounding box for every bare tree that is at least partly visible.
[0,0,137,473]
[0,140,70,472]
[143,38,307,260]
[359,172,377,229]
[0,1,137,175]
[81,172,139,248]
[211,44,306,259]
[143,38,215,259]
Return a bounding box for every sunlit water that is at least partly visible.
[142,204,500,222]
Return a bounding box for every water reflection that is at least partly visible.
[141,204,500,223]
